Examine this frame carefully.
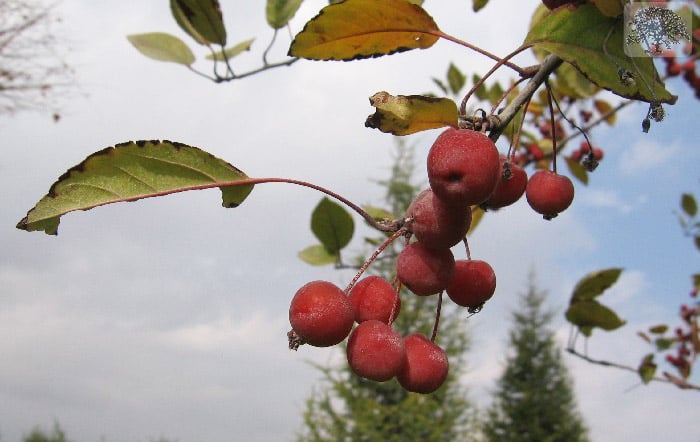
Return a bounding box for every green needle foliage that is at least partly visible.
[296,141,479,442]
[483,275,588,442]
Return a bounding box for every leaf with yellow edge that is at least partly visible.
[364,91,458,136]
[288,0,439,61]
[17,140,254,235]
[525,3,677,104]
[593,99,617,125]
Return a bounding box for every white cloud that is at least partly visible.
[579,188,647,214]
[619,139,680,175]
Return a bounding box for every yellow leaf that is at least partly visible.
[593,99,617,125]
[288,0,439,61]
[364,91,458,136]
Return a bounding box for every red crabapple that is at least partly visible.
[406,189,472,249]
[348,276,400,324]
[288,280,354,347]
[397,333,449,394]
[482,156,528,210]
[427,128,500,207]
[525,170,575,220]
[346,320,405,382]
[446,259,496,309]
[396,242,455,296]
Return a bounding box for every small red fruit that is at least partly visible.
[348,276,400,324]
[525,170,575,219]
[289,280,354,347]
[406,189,472,249]
[347,320,405,382]
[397,334,449,394]
[446,260,496,309]
[427,128,500,207]
[482,156,528,210]
[396,242,455,296]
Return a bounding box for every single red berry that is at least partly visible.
[406,189,472,249]
[570,150,582,162]
[446,260,497,309]
[427,128,500,207]
[482,156,528,210]
[396,242,455,296]
[527,143,545,161]
[346,320,405,382]
[289,280,354,347]
[526,170,575,220]
[348,276,400,324]
[593,148,604,161]
[666,62,683,77]
[397,333,449,394]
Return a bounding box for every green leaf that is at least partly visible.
[432,78,448,95]
[205,38,255,61]
[17,141,254,235]
[365,91,458,135]
[637,331,651,343]
[525,3,677,104]
[362,205,396,222]
[127,33,195,65]
[638,353,656,384]
[554,62,599,99]
[298,244,339,266]
[170,0,206,45]
[649,324,669,334]
[171,0,227,46]
[570,268,623,303]
[310,197,354,254]
[654,337,676,351]
[565,300,626,336]
[288,0,439,61]
[266,0,304,29]
[681,193,697,217]
[446,63,466,95]
[472,0,489,12]
[565,156,589,185]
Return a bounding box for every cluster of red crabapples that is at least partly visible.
[287,127,576,393]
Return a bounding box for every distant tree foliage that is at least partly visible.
[22,422,68,442]
[483,276,589,442]
[297,141,480,442]
[0,0,73,117]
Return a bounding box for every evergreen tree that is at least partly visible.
[297,141,479,442]
[483,276,588,442]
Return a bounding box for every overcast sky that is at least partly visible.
[1,1,698,441]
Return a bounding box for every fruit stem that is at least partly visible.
[462,236,472,261]
[343,228,408,295]
[544,80,559,173]
[458,44,533,118]
[431,291,443,343]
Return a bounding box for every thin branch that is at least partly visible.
[488,54,564,142]
[566,346,700,391]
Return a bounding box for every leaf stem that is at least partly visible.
[431,30,527,76]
